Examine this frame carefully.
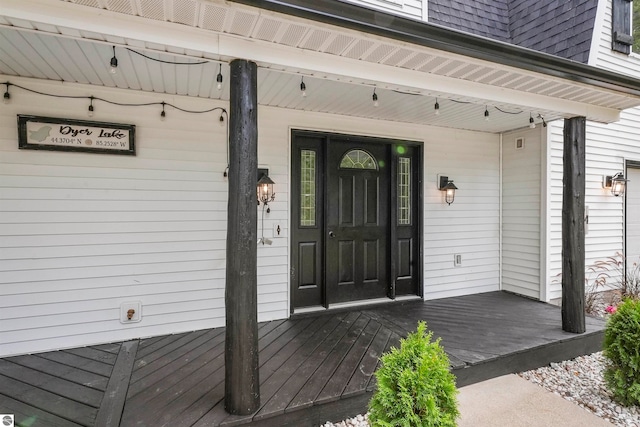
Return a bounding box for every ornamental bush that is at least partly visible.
[603,298,640,407]
[368,321,459,427]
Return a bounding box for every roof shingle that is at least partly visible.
[429,0,599,63]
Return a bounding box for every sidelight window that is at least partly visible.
[398,157,411,225]
[300,150,316,226]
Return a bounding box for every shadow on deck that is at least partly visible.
[0,291,606,427]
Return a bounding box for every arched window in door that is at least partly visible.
[339,149,378,170]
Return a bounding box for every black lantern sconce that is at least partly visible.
[603,172,628,197]
[257,169,276,213]
[438,175,458,205]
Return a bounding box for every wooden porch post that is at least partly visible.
[561,116,586,334]
[225,59,260,414]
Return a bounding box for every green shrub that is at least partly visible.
[368,321,459,427]
[603,298,640,406]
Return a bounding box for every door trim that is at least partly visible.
[290,129,423,313]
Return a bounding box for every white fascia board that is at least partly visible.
[1,0,622,122]
[1,0,220,55]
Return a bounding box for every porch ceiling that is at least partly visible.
[2,0,640,133]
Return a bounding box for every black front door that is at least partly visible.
[291,131,422,311]
[326,140,389,304]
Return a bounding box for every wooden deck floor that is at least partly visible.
[0,291,606,427]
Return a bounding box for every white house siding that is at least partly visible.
[627,167,640,262]
[0,76,501,357]
[422,133,501,299]
[0,77,234,357]
[541,0,640,300]
[501,127,543,300]
[546,107,640,300]
[590,0,640,79]
[342,0,424,20]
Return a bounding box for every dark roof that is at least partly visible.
[429,0,599,63]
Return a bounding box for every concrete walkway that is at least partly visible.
[458,374,612,426]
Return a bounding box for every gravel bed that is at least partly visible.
[323,296,639,427]
[518,352,639,427]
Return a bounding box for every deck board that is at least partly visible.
[38,351,114,377]
[0,374,97,426]
[95,341,138,427]
[0,291,607,427]
[342,324,390,397]
[127,328,225,398]
[0,394,85,427]
[5,354,109,391]
[0,360,103,407]
[65,347,118,365]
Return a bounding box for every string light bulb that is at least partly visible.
[88,97,95,117]
[529,113,536,129]
[538,114,547,127]
[109,46,118,74]
[3,84,9,104]
[216,64,223,90]
[484,106,490,121]
[219,113,225,127]
[372,88,379,107]
[160,102,166,121]
[300,77,306,98]
[434,98,440,116]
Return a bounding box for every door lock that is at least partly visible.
[329,231,335,238]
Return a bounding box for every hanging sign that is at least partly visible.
[18,115,136,155]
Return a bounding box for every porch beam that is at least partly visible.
[217,36,622,124]
[561,116,586,334]
[225,59,260,414]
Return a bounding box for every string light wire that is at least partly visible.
[3,81,230,173]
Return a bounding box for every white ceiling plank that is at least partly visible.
[160,61,177,95]
[56,37,103,85]
[0,57,19,77]
[203,63,218,98]
[113,48,142,90]
[127,48,154,92]
[1,30,60,80]
[0,33,47,78]
[15,31,76,81]
[82,43,118,87]
[186,61,204,97]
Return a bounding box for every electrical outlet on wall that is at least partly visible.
[454,254,462,267]
[120,301,142,324]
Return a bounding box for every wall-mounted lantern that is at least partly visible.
[438,175,458,205]
[603,172,628,197]
[257,169,276,212]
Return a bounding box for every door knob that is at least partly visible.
[329,231,335,238]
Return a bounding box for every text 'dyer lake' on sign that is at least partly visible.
[18,115,136,155]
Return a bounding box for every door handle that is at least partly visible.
[329,231,335,238]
